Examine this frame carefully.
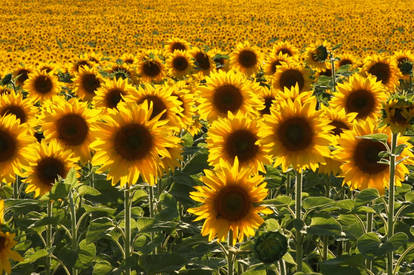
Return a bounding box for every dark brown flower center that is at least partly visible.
[75,60,91,72]
[0,128,16,162]
[56,114,89,146]
[81,73,101,96]
[35,157,66,186]
[173,56,189,72]
[224,129,259,163]
[345,89,376,119]
[15,69,30,86]
[34,75,53,94]
[214,185,251,221]
[329,120,349,136]
[104,88,125,109]
[271,60,282,74]
[368,62,391,85]
[260,96,274,115]
[278,69,305,91]
[138,95,167,120]
[277,117,313,151]
[238,50,257,69]
[1,105,27,123]
[353,139,388,174]
[339,59,353,67]
[195,52,211,71]
[0,236,6,251]
[142,61,161,78]
[114,123,153,161]
[213,84,243,115]
[170,42,187,52]
[278,48,293,56]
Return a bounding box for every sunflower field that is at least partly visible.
[1,0,414,274]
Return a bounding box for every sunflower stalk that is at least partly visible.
[279,259,287,275]
[366,202,373,271]
[124,185,131,275]
[46,200,53,275]
[330,54,336,92]
[387,132,398,275]
[69,190,78,275]
[227,230,234,275]
[295,170,304,272]
[13,176,19,199]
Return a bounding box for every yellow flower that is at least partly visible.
[230,42,262,76]
[166,50,193,78]
[93,77,137,111]
[304,41,330,72]
[0,91,38,128]
[361,54,401,91]
[24,70,61,103]
[165,38,190,53]
[0,231,23,275]
[73,66,103,101]
[91,101,180,187]
[272,62,312,93]
[188,158,272,243]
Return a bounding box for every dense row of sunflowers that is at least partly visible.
[0,37,414,274]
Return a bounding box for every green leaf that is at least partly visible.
[93,260,113,275]
[355,188,380,205]
[78,185,101,196]
[83,204,116,215]
[308,216,342,236]
[21,249,49,264]
[75,239,96,269]
[182,152,209,175]
[335,200,355,211]
[49,179,70,200]
[242,264,266,275]
[139,253,187,273]
[156,193,178,220]
[385,232,408,252]
[320,254,367,275]
[395,144,407,156]
[86,217,113,243]
[303,197,334,210]
[261,195,292,206]
[65,167,78,185]
[337,214,364,240]
[353,206,376,214]
[264,218,280,231]
[358,133,388,143]
[357,232,381,258]
[405,191,414,202]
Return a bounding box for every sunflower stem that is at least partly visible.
[387,132,398,275]
[295,170,303,272]
[124,185,131,275]
[46,200,53,275]
[279,259,287,275]
[89,161,94,188]
[330,54,336,92]
[322,236,328,262]
[366,202,373,271]
[69,190,78,275]
[227,230,234,275]
[13,176,19,199]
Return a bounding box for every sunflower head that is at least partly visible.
[91,101,180,187]
[166,50,193,78]
[41,97,99,162]
[330,74,387,122]
[336,121,413,193]
[73,66,103,101]
[165,38,190,53]
[393,51,414,77]
[197,70,261,121]
[207,112,271,173]
[13,66,33,87]
[272,62,311,92]
[304,41,330,72]
[230,42,262,76]
[93,78,136,111]
[383,95,414,133]
[24,140,79,198]
[259,97,332,172]
[272,41,298,57]
[138,54,165,83]
[23,70,60,102]
[191,48,215,75]
[361,55,401,91]
[0,91,37,127]
[0,231,23,275]
[264,52,292,75]
[188,159,272,243]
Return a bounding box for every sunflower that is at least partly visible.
[166,80,196,131]
[361,55,401,91]
[23,140,79,198]
[91,101,180,187]
[0,88,11,96]
[207,112,271,173]
[188,158,272,243]
[23,70,60,102]
[335,121,413,193]
[165,38,190,53]
[93,78,136,111]
[73,66,103,101]
[230,42,262,76]
[335,53,359,70]
[0,91,37,128]
[0,114,35,184]
[393,50,414,79]
[40,97,99,162]
[304,41,330,72]
[264,52,292,75]
[271,41,298,57]
[259,97,332,172]
[210,48,230,71]
[330,74,387,122]
[383,95,414,134]
[166,50,193,78]
[190,48,215,75]
[274,83,314,108]
[197,70,261,121]
[257,86,278,116]
[13,66,33,87]
[70,56,93,74]
[137,55,165,83]
[104,61,138,84]
[272,62,312,92]
[124,84,183,127]
[0,231,23,274]
[318,107,357,175]
[121,53,138,65]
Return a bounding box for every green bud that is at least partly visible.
[254,231,288,264]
